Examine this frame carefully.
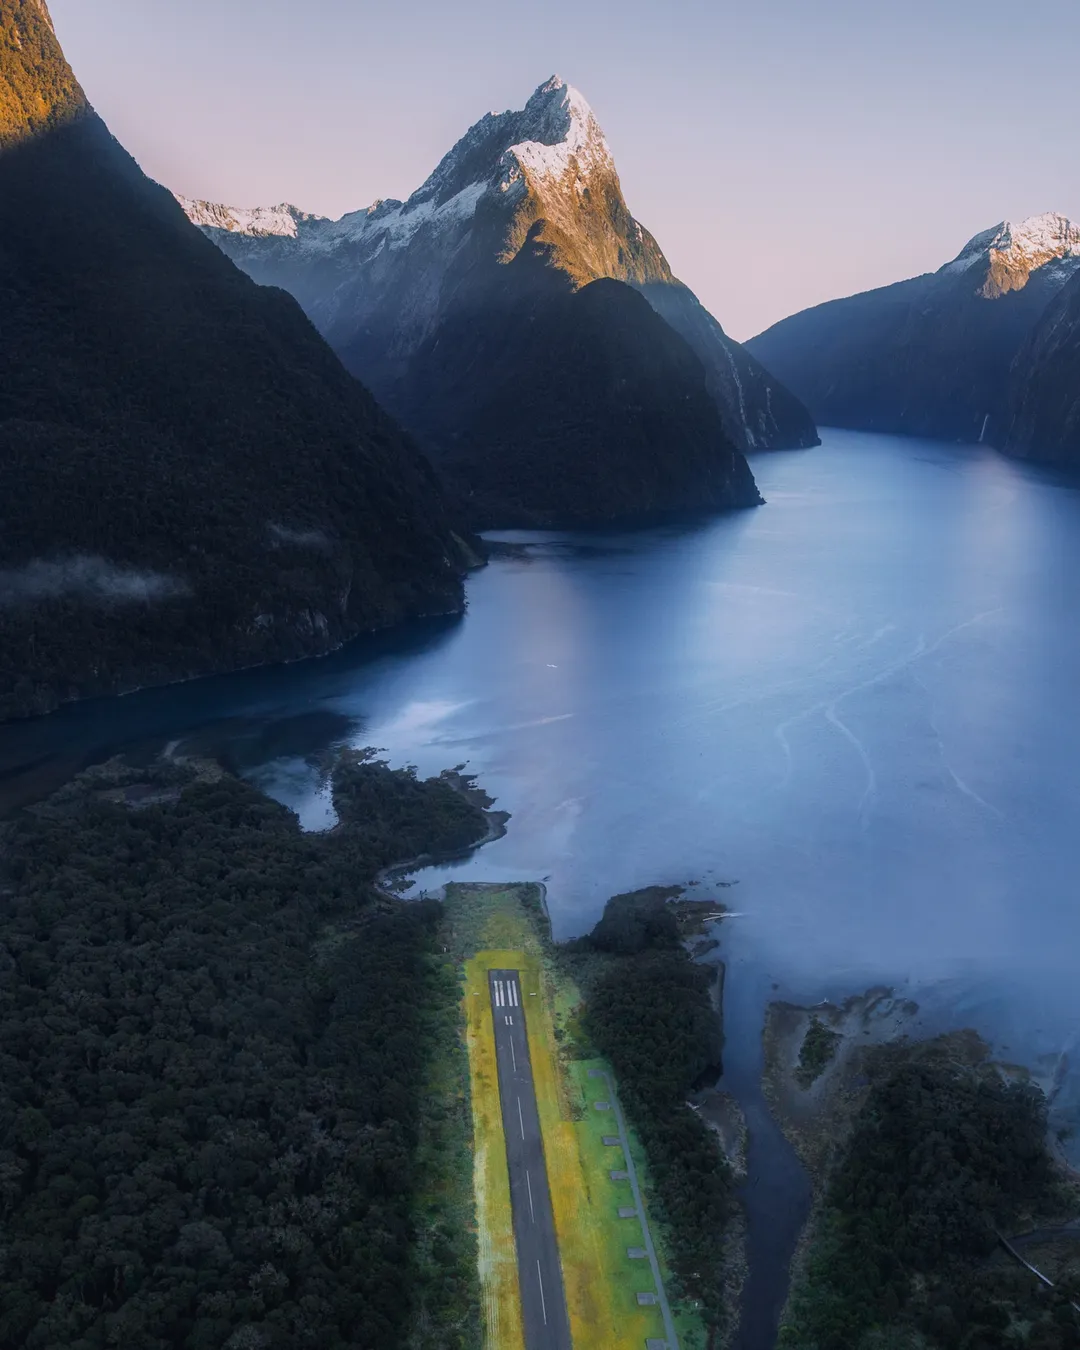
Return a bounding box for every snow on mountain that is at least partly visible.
[174,74,651,352]
[502,77,614,189]
[176,77,608,253]
[941,212,1080,295]
[178,75,818,455]
[177,199,317,238]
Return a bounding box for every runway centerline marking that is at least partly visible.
[486,965,572,1348]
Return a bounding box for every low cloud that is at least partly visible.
[0,555,189,607]
[268,523,331,550]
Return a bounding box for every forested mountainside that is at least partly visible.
[182,77,816,527]
[747,214,1080,448]
[0,752,488,1349]
[0,0,470,722]
[400,266,762,527]
[1005,265,1080,462]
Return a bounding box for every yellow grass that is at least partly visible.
[461,931,666,1346]
[464,952,525,1350]
[456,884,705,1350]
[522,960,667,1350]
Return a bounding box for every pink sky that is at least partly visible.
[49,0,1080,340]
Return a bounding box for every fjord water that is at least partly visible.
[2,428,1079,1334]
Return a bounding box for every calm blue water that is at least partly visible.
[5,427,1079,1342]
[3,429,1077,1094]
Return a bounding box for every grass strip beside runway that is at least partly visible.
[453,884,703,1350]
[464,950,526,1350]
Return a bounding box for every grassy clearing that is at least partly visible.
[448,882,708,1350]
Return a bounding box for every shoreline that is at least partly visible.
[370,767,511,900]
[761,987,1080,1342]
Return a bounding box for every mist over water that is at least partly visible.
[3,429,1078,1130]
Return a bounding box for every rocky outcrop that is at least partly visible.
[0,0,471,720]
[746,214,1080,446]
[180,78,817,524]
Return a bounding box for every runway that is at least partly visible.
[488,969,573,1350]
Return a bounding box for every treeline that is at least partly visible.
[570,890,732,1330]
[332,756,486,863]
[780,1041,1077,1350]
[0,756,487,1349]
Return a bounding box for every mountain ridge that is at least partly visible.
[0,0,472,719]
[745,211,1080,447]
[178,76,818,468]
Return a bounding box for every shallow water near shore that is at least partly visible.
[4,428,1080,1343]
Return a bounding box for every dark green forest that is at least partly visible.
[0,755,487,1349]
[332,756,487,863]
[567,890,733,1332]
[795,1017,841,1088]
[780,1042,1079,1350]
[0,0,468,721]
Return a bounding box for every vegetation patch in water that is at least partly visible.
[794,1016,842,1088]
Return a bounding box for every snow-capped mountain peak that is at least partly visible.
[404,74,613,211]
[505,75,613,186]
[177,198,321,238]
[179,75,817,457]
[176,76,619,266]
[942,212,1080,296]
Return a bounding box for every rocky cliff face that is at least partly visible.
[0,0,471,720]
[180,78,816,524]
[746,213,1080,446]
[1005,266,1080,461]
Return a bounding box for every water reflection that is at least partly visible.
[2,429,1078,1146]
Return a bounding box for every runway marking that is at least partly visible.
[526,1168,535,1222]
[517,1096,525,1140]
[536,1261,548,1325]
[510,1037,517,1072]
